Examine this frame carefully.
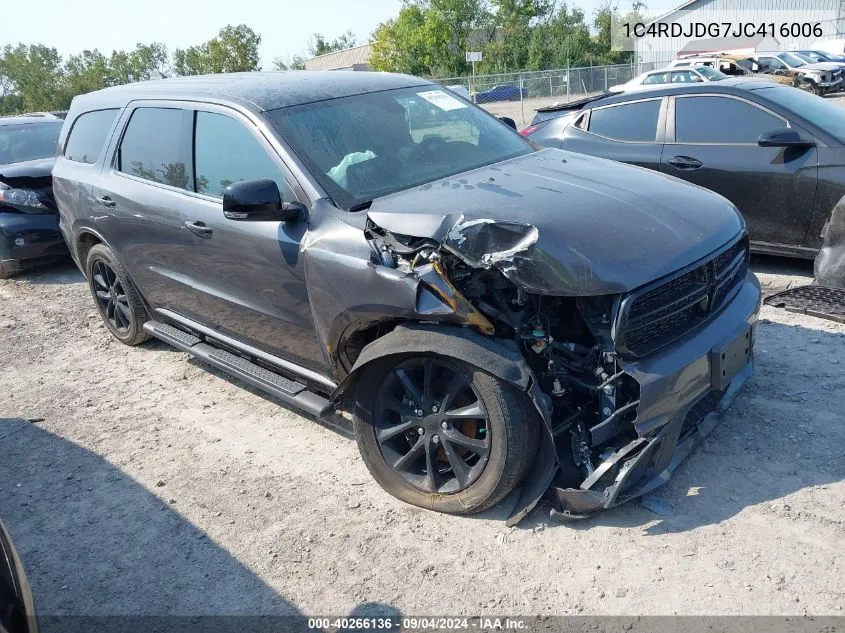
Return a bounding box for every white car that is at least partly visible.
[609,66,728,93]
[752,52,843,95]
[668,56,754,76]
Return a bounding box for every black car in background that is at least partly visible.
[0,114,65,278]
[795,50,845,67]
[524,79,845,259]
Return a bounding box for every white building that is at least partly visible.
[634,0,845,69]
[304,44,372,71]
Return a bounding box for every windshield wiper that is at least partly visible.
[349,200,373,212]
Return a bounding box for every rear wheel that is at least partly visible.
[85,244,149,345]
[354,355,538,515]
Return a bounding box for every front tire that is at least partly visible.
[353,355,538,515]
[85,244,149,345]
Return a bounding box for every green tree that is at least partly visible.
[524,3,591,70]
[0,44,65,111]
[426,0,493,76]
[370,3,430,75]
[0,57,24,114]
[272,55,307,71]
[482,0,554,72]
[589,0,634,64]
[370,0,492,77]
[62,49,111,101]
[309,30,358,56]
[109,43,169,84]
[173,24,261,76]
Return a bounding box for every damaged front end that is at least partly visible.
[358,213,760,523]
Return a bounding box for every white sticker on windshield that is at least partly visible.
[418,90,468,111]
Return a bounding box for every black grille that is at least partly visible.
[619,237,749,358]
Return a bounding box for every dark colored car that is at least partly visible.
[53,72,760,521]
[0,115,65,278]
[795,49,845,66]
[0,520,37,633]
[473,84,528,103]
[524,79,845,260]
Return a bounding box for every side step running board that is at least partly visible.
[143,321,335,418]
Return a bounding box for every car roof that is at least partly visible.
[675,54,749,61]
[0,114,63,126]
[588,78,779,105]
[537,78,782,113]
[70,71,432,113]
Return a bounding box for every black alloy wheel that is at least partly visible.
[85,243,148,346]
[372,357,491,494]
[91,259,132,333]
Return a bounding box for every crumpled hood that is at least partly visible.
[796,62,843,73]
[367,149,744,295]
[0,157,54,188]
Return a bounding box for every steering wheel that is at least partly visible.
[409,136,447,163]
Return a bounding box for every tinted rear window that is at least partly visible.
[65,109,119,164]
[675,96,782,144]
[588,100,661,142]
[117,108,192,190]
[0,121,62,164]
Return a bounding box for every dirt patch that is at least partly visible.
[0,258,843,617]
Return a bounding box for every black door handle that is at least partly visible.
[667,156,703,170]
[184,220,212,237]
[96,195,116,208]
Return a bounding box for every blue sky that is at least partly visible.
[0,0,679,70]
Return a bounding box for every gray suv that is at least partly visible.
[53,72,761,522]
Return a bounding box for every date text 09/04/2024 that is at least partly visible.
[307,617,528,630]
[624,21,822,39]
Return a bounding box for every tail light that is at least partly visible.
[519,120,551,136]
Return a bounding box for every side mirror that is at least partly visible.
[222,179,301,221]
[758,128,816,148]
[497,116,518,131]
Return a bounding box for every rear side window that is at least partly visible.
[117,108,192,190]
[670,70,703,83]
[675,96,783,144]
[588,100,661,142]
[194,111,291,199]
[642,73,669,85]
[64,109,119,164]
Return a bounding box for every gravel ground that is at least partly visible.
[1,253,842,619]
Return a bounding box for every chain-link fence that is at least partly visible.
[435,63,640,127]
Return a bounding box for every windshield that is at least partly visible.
[264,86,533,209]
[778,52,806,68]
[761,85,845,141]
[696,66,728,80]
[797,51,824,63]
[0,121,62,165]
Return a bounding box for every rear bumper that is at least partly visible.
[548,272,761,518]
[0,212,66,268]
